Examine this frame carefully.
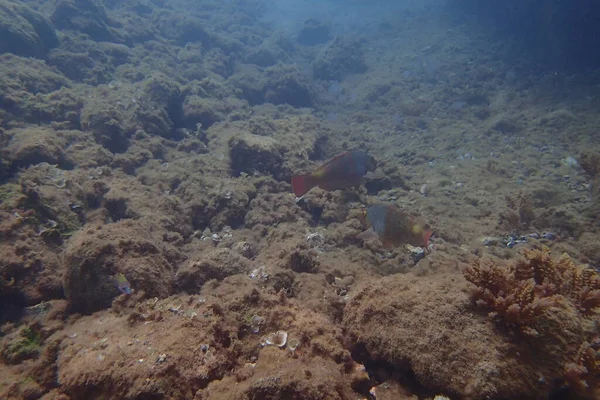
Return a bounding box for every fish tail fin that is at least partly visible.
[291,174,316,197]
[423,230,433,247]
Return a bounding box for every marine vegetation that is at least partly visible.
[464,245,600,396]
[0,324,42,364]
[464,245,600,331]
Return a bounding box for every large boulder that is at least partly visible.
[343,272,580,399]
[51,0,125,43]
[0,1,59,58]
[312,37,367,81]
[62,218,177,314]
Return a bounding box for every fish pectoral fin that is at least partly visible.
[357,227,380,242]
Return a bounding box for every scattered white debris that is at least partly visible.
[249,266,269,281]
[156,354,167,363]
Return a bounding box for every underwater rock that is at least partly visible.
[56,302,229,399]
[229,134,285,179]
[486,115,522,135]
[202,345,355,399]
[312,37,367,81]
[49,51,91,82]
[0,325,42,364]
[0,209,65,307]
[264,64,315,108]
[62,219,175,314]
[176,248,252,293]
[243,45,282,67]
[245,191,309,229]
[81,74,181,152]
[0,173,85,306]
[159,17,212,47]
[3,127,70,171]
[297,19,331,46]
[181,95,225,129]
[51,0,124,43]
[0,54,69,94]
[343,273,562,399]
[287,247,319,273]
[0,1,59,58]
[228,65,268,106]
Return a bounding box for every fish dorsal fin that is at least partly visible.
[313,151,350,177]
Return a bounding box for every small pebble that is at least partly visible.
[541,232,557,240]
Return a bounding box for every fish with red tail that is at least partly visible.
[291,150,377,197]
[358,203,433,248]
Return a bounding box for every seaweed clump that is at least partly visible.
[0,325,42,364]
[464,246,600,333]
[464,246,600,396]
[564,340,600,395]
[498,191,535,234]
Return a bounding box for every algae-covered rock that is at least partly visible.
[227,64,315,108]
[81,73,182,152]
[62,219,176,313]
[181,95,225,129]
[0,325,42,364]
[228,65,267,106]
[0,54,69,94]
[297,19,331,46]
[3,127,70,171]
[0,0,58,58]
[176,248,252,293]
[312,37,367,81]
[229,134,285,180]
[243,45,282,67]
[343,273,562,399]
[51,0,125,43]
[264,64,315,108]
[3,127,111,172]
[202,346,353,399]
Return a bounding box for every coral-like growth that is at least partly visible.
[564,340,600,396]
[521,247,600,314]
[464,245,600,332]
[465,246,600,395]
[498,191,535,233]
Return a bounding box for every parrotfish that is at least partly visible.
[358,203,433,248]
[111,273,133,295]
[291,150,377,197]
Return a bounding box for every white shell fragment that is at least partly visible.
[264,330,288,347]
[272,330,288,347]
[287,338,299,351]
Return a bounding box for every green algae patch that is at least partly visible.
[1,325,42,364]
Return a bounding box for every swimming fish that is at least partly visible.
[291,150,377,197]
[111,273,132,295]
[358,203,433,248]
